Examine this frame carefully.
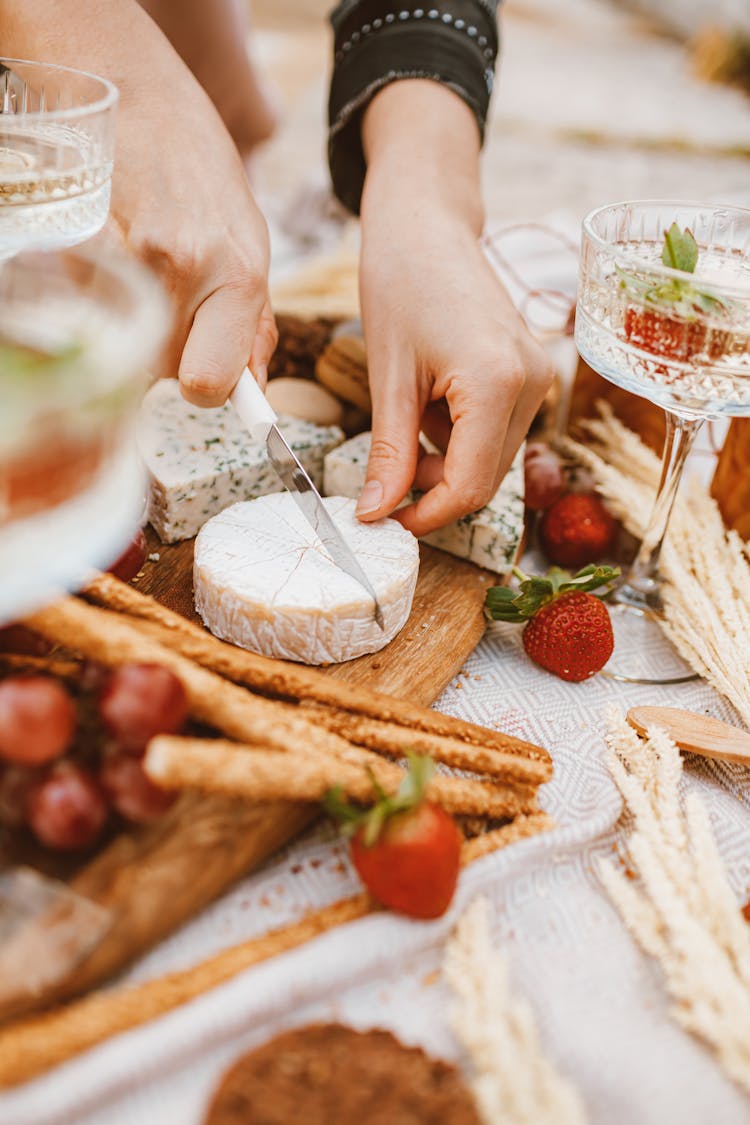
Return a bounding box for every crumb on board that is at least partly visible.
[148,552,161,562]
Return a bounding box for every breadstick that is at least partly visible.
[0,810,554,1088]
[83,573,550,765]
[145,736,538,820]
[286,725,538,815]
[0,653,81,680]
[299,704,551,786]
[460,813,555,863]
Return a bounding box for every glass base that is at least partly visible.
[602,602,699,684]
[0,441,145,626]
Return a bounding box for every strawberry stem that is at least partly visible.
[324,753,436,847]
[485,564,620,622]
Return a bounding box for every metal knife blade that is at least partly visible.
[229,368,384,630]
[265,425,385,630]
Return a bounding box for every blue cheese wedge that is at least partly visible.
[194,495,419,664]
[137,379,344,543]
[323,434,525,575]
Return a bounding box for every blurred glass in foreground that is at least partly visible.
[0,246,167,625]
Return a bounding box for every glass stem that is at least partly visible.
[617,411,704,612]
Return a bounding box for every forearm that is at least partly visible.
[361,79,485,238]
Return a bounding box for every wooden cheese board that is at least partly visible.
[0,527,500,1023]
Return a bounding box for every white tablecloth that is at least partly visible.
[3,613,749,1125]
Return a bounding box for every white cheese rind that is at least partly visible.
[137,379,344,543]
[323,434,525,575]
[193,494,419,664]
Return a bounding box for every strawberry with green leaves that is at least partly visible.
[325,754,461,920]
[620,223,732,362]
[486,564,619,682]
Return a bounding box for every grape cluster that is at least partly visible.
[0,662,188,851]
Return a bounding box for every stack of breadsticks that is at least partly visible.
[24,573,553,831]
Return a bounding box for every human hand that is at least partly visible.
[356,203,553,536]
[111,32,276,405]
[1,0,277,406]
[355,79,553,536]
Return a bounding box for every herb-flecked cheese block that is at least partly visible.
[138,379,345,543]
[323,433,525,575]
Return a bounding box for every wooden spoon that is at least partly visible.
[627,706,750,765]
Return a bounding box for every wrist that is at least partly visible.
[361,80,485,236]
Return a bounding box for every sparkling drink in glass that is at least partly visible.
[0,59,117,258]
[575,200,750,682]
[0,246,167,623]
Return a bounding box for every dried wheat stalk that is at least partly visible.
[444,898,587,1125]
[598,710,750,1095]
[563,407,750,725]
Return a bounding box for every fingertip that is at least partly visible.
[178,372,230,408]
[355,479,384,520]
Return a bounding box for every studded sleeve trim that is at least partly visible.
[328,1,500,214]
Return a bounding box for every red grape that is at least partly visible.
[100,752,175,824]
[107,528,148,582]
[98,663,188,754]
[0,764,38,828]
[27,762,108,850]
[524,442,566,511]
[0,676,77,766]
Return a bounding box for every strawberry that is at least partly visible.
[538,491,616,568]
[623,306,728,363]
[485,564,619,682]
[325,755,461,920]
[619,223,733,363]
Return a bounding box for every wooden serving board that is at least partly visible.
[1,530,499,1022]
[141,529,496,699]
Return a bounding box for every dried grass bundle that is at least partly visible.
[444,898,587,1125]
[563,407,750,725]
[598,710,750,1094]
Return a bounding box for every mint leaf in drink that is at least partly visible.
[661,223,699,274]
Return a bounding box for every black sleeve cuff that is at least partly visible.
[328,2,500,215]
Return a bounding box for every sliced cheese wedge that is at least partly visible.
[137,379,344,543]
[193,494,419,664]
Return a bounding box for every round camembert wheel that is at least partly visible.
[193,494,419,664]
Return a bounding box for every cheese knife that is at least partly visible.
[230,368,384,630]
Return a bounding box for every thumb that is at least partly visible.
[356,377,421,522]
[179,280,266,407]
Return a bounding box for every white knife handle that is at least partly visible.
[229,367,277,441]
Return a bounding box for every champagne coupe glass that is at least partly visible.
[0,246,166,624]
[575,201,750,683]
[0,58,117,258]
